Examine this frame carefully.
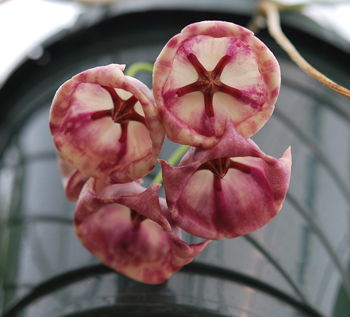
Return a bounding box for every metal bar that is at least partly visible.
[3,263,324,317]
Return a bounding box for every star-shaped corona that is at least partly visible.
[176,53,242,118]
[153,20,280,148]
[161,125,292,240]
[50,64,164,184]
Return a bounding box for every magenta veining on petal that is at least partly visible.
[74,179,209,284]
[49,64,165,184]
[153,20,281,148]
[161,125,291,240]
[48,20,291,285]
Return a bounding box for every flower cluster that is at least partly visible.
[49,21,291,284]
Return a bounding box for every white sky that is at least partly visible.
[0,0,81,84]
[0,0,350,85]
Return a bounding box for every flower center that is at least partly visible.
[199,158,251,191]
[90,86,146,125]
[176,53,242,117]
[104,86,146,124]
[130,209,146,230]
[199,158,233,178]
[90,86,147,162]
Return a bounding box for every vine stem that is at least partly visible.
[152,145,189,185]
[246,4,266,34]
[261,0,350,98]
[125,62,154,77]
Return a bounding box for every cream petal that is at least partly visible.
[162,131,291,239]
[50,64,164,183]
[153,21,280,148]
[74,179,209,284]
[58,156,88,201]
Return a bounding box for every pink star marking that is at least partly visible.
[176,53,242,117]
[90,86,146,125]
[90,86,146,162]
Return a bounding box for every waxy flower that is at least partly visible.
[74,178,209,284]
[153,21,280,148]
[161,125,291,240]
[58,157,88,201]
[50,64,164,184]
[49,19,291,285]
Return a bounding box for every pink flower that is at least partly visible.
[161,125,291,240]
[48,20,290,284]
[153,21,280,148]
[50,64,164,184]
[74,178,209,284]
[58,156,88,201]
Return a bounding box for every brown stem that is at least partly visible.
[261,0,350,99]
[246,4,266,34]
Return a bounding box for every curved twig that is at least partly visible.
[261,0,350,99]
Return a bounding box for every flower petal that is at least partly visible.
[74,179,209,284]
[50,64,164,183]
[179,123,266,166]
[162,129,291,239]
[153,21,280,148]
[58,156,88,201]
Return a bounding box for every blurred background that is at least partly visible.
[1,0,350,316]
[1,0,350,86]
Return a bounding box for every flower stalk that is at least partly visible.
[152,145,189,185]
[126,62,154,77]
